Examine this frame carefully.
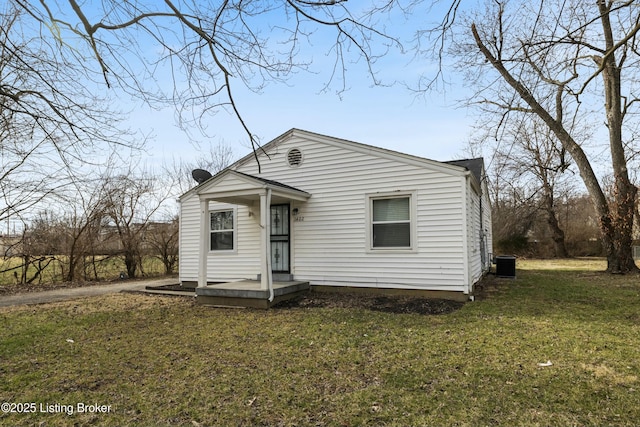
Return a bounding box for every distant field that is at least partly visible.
[0,256,168,286]
[1,258,639,426]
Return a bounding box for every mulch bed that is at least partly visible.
[275,274,506,314]
[274,291,465,315]
[145,284,195,293]
[140,285,465,314]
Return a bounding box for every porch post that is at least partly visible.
[259,189,273,292]
[198,198,208,288]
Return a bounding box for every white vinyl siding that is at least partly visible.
[178,195,201,282]
[236,135,467,292]
[468,188,482,283]
[481,179,493,271]
[179,130,487,294]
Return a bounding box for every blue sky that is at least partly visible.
[59,0,615,186]
[1,0,478,233]
[114,1,477,169]
[136,74,475,167]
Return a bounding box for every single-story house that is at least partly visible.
[178,128,493,307]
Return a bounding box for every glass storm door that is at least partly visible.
[270,204,290,273]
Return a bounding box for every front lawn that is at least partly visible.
[1,259,639,426]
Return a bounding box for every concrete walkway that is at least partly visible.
[0,277,182,308]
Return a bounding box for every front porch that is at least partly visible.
[195,280,310,309]
[194,169,311,307]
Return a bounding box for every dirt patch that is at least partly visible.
[472,273,512,301]
[0,280,103,296]
[274,291,464,315]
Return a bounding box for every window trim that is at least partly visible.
[365,191,417,253]
[209,207,237,253]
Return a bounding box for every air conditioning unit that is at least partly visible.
[495,255,516,278]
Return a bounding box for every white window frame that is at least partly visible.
[365,191,417,253]
[209,207,237,253]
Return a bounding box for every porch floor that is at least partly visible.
[195,280,310,309]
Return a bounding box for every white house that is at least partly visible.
[178,129,493,307]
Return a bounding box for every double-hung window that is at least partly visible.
[369,194,414,250]
[210,210,234,251]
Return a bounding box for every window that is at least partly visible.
[210,210,234,251]
[371,195,412,249]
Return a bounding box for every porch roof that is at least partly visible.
[195,169,311,205]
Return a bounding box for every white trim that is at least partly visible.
[290,202,300,276]
[461,175,471,295]
[365,191,418,254]
[260,189,274,299]
[198,199,208,288]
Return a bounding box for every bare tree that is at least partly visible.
[57,180,113,282]
[563,194,602,256]
[146,217,179,275]
[474,115,573,257]
[11,213,58,284]
[487,164,538,255]
[0,6,139,231]
[13,0,403,168]
[439,0,640,272]
[2,1,408,263]
[99,167,173,279]
[166,141,236,197]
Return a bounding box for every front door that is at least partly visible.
[270,204,290,273]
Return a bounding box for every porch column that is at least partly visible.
[260,189,273,292]
[198,198,208,288]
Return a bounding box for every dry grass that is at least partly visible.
[1,258,640,426]
[0,256,168,288]
[516,257,608,271]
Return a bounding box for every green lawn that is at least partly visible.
[1,259,639,426]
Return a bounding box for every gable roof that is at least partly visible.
[230,128,471,177]
[185,168,310,204]
[180,128,481,200]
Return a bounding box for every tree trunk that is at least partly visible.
[543,192,568,258]
[66,254,76,282]
[597,0,638,273]
[124,252,137,278]
[600,180,637,273]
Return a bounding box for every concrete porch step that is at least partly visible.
[195,280,310,309]
[257,273,294,282]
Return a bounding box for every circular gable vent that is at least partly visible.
[286,148,303,167]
